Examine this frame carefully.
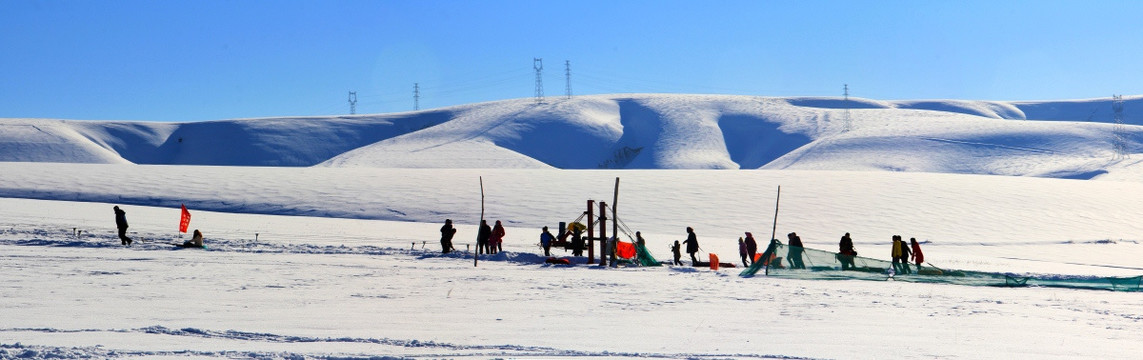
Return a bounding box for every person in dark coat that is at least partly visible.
[113,206,132,246]
[787,232,805,269]
[899,236,912,274]
[540,226,555,257]
[738,237,749,267]
[683,227,700,265]
[477,220,492,254]
[838,232,857,270]
[440,219,457,254]
[571,225,585,257]
[671,240,682,266]
[744,232,758,265]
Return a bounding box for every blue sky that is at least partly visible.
[3,0,1143,121]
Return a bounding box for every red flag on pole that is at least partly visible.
[179,204,191,233]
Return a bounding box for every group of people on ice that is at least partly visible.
[890,235,924,274]
[438,217,930,274]
[107,205,924,271]
[439,219,507,255]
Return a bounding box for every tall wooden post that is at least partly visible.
[611,177,620,267]
[612,177,619,243]
[599,201,607,266]
[766,185,781,276]
[587,200,595,263]
[475,176,485,267]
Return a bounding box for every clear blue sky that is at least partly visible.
[3,0,1143,121]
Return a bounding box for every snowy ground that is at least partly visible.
[1,167,1142,359]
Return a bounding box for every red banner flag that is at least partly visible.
[179,204,191,233]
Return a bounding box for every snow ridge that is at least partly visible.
[3,94,1142,179]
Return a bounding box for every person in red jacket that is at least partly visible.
[491,220,506,254]
[910,237,924,269]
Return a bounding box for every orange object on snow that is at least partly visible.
[616,241,637,259]
[710,253,720,270]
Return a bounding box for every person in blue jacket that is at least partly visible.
[540,226,555,256]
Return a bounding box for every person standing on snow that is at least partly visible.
[491,220,506,254]
[787,232,806,269]
[890,235,902,273]
[891,235,911,274]
[738,237,749,267]
[838,232,857,270]
[440,219,457,254]
[570,223,585,257]
[899,236,912,274]
[670,240,683,266]
[477,220,492,254]
[113,205,132,246]
[910,237,924,270]
[683,227,700,266]
[745,232,758,265]
[540,226,555,257]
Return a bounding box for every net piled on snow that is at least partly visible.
[740,242,1142,292]
[634,243,661,267]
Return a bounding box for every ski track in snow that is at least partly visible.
[0,326,809,359]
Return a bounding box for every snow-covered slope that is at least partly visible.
[3,94,1142,180]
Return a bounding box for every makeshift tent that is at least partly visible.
[740,242,1142,292]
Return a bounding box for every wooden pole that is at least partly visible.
[766,185,781,276]
[587,200,594,263]
[612,177,619,243]
[599,201,607,266]
[475,176,484,267]
[611,177,619,267]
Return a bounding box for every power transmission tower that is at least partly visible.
[348,91,357,115]
[534,58,545,104]
[1113,95,1129,159]
[843,84,851,132]
[414,83,420,111]
[565,60,572,99]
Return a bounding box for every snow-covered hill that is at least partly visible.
[3,94,1142,179]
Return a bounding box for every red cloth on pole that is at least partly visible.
[179,204,191,233]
